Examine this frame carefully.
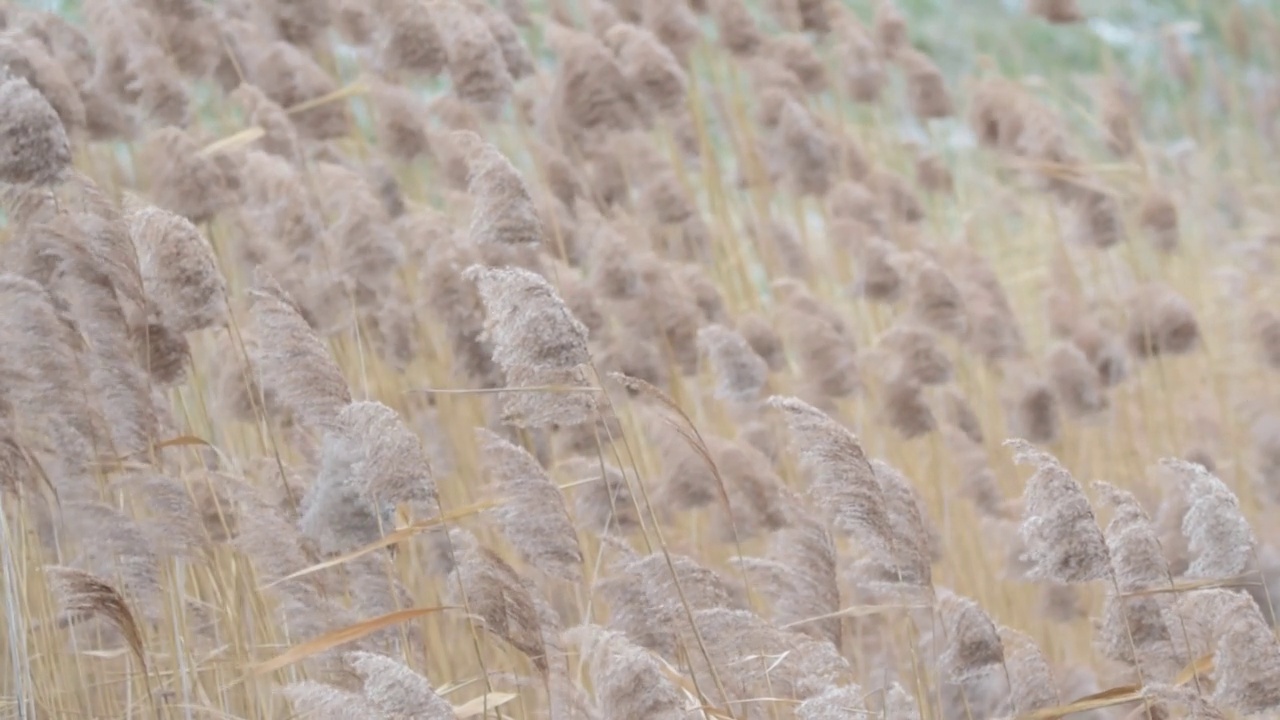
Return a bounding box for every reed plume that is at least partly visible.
[377,0,447,78]
[248,269,353,433]
[438,1,513,116]
[127,204,227,334]
[1007,440,1110,583]
[565,625,686,720]
[476,428,583,582]
[768,397,904,571]
[445,530,549,673]
[457,132,544,248]
[0,71,71,186]
[1178,589,1280,714]
[347,651,456,719]
[138,126,232,224]
[936,587,1004,681]
[465,263,597,427]
[46,566,146,668]
[697,324,771,405]
[1164,458,1256,579]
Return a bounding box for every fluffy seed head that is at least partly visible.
[1046,341,1107,417]
[138,126,231,224]
[476,428,583,582]
[897,47,953,119]
[0,71,71,186]
[456,132,543,247]
[1028,0,1083,23]
[1008,439,1110,583]
[1179,589,1280,714]
[1165,459,1256,579]
[465,266,593,419]
[1001,627,1060,714]
[333,401,438,512]
[698,324,771,405]
[347,651,455,719]
[797,684,868,719]
[438,1,513,115]
[937,587,1004,681]
[377,0,447,78]
[445,531,549,673]
[710,0,763,55]
[768,396,897,562]
[565,625,686,720]
[1126,283,1200,358]
[46,566,146,667]
[127,204,227,334]
[248,269,352,433]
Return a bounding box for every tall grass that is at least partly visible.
[1,0,1280,717]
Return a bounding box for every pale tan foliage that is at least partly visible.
[1164,459,1256,579]
[456,132,544,247]
[1126,283,1200,358]
[138,126,231,223]
[738,511,840,646]
[377,0,446,78]
[710,0,762,55]
[897,47,952,119]
[437,1,513,115]
[249,41,350,140]
[7,5,1280,720]
[0,33,86,134]
[797,684,868,719]
[1000,627,1060,714]
[281,681,384,719]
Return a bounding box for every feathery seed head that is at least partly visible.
[475,427,583,582]
[0,70,71,186]
[127,204,226,334]
[1164,459,1256,579]
[466,266,596,424]
[248,269,352,434]
[1008,439,1110,583]
[936,587,1004,681]
[698,324,771,405]
[455,132,544,247]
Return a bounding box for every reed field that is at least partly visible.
[3,0,1280,716]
